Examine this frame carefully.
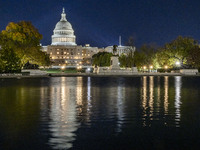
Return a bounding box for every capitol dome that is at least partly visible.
[51,8,76,46]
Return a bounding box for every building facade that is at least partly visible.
[105,45,135,56]
[45,8,101,68]
[43,8,135,68]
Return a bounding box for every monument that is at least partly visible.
[96,45,138,75]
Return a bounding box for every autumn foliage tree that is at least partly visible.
[0,21,50,72]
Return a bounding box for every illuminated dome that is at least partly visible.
[51,8,76,46]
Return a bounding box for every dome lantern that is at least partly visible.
[60,8,67,21]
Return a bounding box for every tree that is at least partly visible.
[92,52,113,67]
[0,21,50,68]
[132,44,158,69]
[187,46,200,69]
[118,54,127,67]
[159,36,198,68]
[0,48,21,73]
[119,36,136,68]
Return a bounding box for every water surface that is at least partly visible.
[0,76,200,149]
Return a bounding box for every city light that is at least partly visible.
[77,66,82,69]
[61,66,65,70]
[149,65,153,69]
[176,61,180,66]
[143,66,147,70]
[165,65,168,69]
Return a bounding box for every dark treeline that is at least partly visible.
[93,36,200,71]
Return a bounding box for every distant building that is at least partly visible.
[105,45,135,56]
[43,8,101,68]
[42,8,135,68]
[104,36,136,55]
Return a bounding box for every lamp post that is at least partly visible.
[61,66,65,73]
[143,66,146,72]
[175,61,180,66]
[175,61,181,71]
[149,65,153,72]
[164,65,168,73]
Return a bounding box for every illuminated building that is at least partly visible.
[105,37,136,56]
[43,8,101,67]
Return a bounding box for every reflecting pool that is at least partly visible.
[0,76,200,149]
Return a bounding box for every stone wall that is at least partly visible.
[180,69,198,75]
[22,70,48,76]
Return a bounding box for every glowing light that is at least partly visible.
[176,61,180,66]
[143,66,147,70]
[150,65,153,69]
[61,66,65,69]
[77,66,82,69]
[164,65,168,69]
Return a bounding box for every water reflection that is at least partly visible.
[43,76,183,148]
[175,76,182,127]
[149,76,154,118]
[86,77,92,123]
[141,76,182,127]
[142,76,147,113]
[48,77,81,149]
[116,80,125,133]
[164,76,169,114]
[142,76,148,126]
[157,77,161,111]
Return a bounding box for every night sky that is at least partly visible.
[0,0,200,48]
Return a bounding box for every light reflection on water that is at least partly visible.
[2,76,200,149]
[48,77,81,149]
[141,76,182,127]
[164,76,169,114]
[47,76,184,149]
[116,80,125,133]
[175,76,182,127]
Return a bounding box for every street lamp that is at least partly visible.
[61,66,65,73]
[164,65,168,73]
[149,65,153,72]
[143,66,146,72]
[175,61,180,66]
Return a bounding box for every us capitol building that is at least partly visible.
[42,8,134,68]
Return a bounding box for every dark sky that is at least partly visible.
[0,0,200,48]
